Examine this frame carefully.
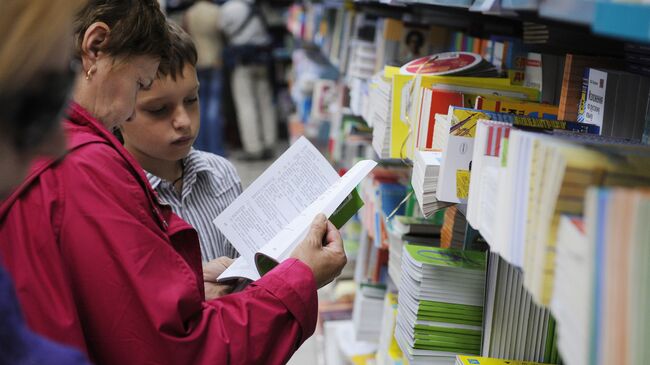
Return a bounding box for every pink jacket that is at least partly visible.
[0,102,317,364]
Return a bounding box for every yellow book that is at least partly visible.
[456,355,554,365]
[388,71,540,160]
[475,96,558,120]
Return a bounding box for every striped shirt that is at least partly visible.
[146,149,242,262]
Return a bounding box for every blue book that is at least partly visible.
[593,2,650,44]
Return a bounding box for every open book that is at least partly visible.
[214,137,377,281]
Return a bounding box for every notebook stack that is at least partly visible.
[412,150,452,217]
[353,284,387,342]
[387,214,445,286]
[395,244,487,365]
[482,253,560,363]
[369,73,393,159]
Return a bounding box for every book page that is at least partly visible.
[217,256,261,282]
[214,136,340,266]
[255,160,378,272]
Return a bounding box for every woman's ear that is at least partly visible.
[80,22,110,76]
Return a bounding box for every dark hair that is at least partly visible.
[74,0,170,60]
[157,21,198,81]
[113,22,198,144]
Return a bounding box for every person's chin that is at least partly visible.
[167,145,192,160]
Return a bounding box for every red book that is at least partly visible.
[424,89,464,149]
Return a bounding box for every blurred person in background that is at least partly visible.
[0,1,90,363]
[0,1,347,364]
[184,0,227,156]
[221,0,278,160]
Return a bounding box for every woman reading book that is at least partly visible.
[0,1,347,364]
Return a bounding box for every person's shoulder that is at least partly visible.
[64,141,126,168]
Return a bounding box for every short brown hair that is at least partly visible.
[74,0,170,60]
[157,21,198,81]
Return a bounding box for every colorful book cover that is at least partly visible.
[389,73,540,160]
[475,96,559,120]
[418,89,464,150]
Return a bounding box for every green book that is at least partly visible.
[404,244,487,271]
[412,325,482,337]
[419,300,484,315]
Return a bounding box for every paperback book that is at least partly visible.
[214,137,377,281]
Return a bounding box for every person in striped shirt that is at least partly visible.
[118,22,241,298]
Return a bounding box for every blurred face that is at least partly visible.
[0,23,74,200]
[121,64,200,164]
[91,55,159,129]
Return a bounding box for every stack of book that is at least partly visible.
[412,150,450,217]
[387,214,445,286]
[495,130,650,305]
[440,206,467,249]
[395,244,486,365]
[557,53,621,122]
[581,187,650,365]
[353,284,387,342]
[577,67,650,140]
[482,253,559,363]
[369,73,393,159]
[551,215,590,365]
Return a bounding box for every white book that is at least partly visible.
[214,136,377,281]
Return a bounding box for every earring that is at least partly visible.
[86,66,96,81]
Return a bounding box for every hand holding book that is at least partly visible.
[213,137,377,282]
[289,213,347,288]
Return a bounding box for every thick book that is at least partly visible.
[214,137,377,281]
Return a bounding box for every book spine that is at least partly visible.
[510,115,601,134]
[577,67,590,123]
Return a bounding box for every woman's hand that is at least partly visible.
[203,257,236,300]
[290,214,347,288]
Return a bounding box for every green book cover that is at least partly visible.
[414,332,482,346]
[405,244,487,270]
[330,189,364,229]
[412,324,482,337]
[412,340,480,353]
[418,308,483,320]
[418,300,484,315]
[417,314,483,326]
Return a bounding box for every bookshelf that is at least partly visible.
[285,1,650,364]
